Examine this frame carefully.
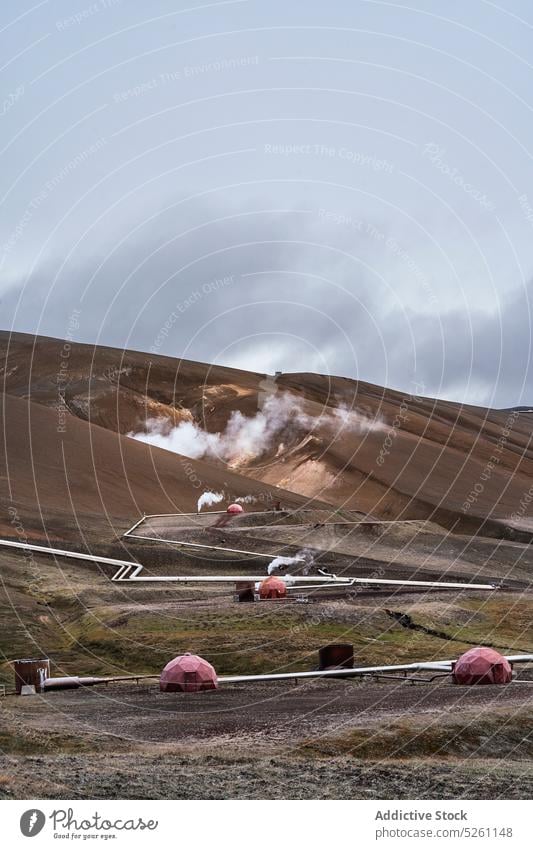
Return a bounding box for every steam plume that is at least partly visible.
[129,392,384,465]
[267,548,315,575]
[197,491,224,512]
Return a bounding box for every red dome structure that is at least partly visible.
[227,503,244,515]
[452,647,512,685]
[258,576,287,599]
[160,653,218,693]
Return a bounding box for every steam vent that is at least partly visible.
[259,576,287,599]
[160,654,218,693]
[452,647,513,685]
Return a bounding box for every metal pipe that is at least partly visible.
[40,665,451,689]
[0,536,499,592]
[39,656,533,691]
[125,511,273,524]
[501,655,533,663]
[0,538,137,568]
[286,581,356,591]
[126,512,422,526]
[43,674,159,690]
[216,655,533,685]
[111,568,361,583]
[111,563,498,590]
[123,533,305,562]
[331,576,497,590]
[314,570,498,590]
[0,537,498,590]
[217,661,454,684]
[233,520,424,530]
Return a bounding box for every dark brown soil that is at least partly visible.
[1,678,532,799]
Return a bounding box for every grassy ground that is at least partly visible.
[1,521,533,799]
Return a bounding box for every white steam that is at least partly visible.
[136,419,221,459]
[267,548,315,575]
[235,495,257,504]
[129,392,384,465]
[267,555,302,576]
[197,491,225,512]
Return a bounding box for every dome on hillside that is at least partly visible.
[452,647,512,685]
[160,653,218,693]
[258,576,287,599]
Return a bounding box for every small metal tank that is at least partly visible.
[318,644,354,671]
[14,658,50,694]
[235,581,255,602]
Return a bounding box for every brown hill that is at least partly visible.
[1,330,533,530]
[0,391,308,541]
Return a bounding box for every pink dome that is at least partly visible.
[259,576,287,599]
[160,653,218,693]
[227,503,244,515]
[452,647,512,685]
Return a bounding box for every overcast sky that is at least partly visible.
[1,0,533,407]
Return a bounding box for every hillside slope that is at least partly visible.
[1,331,533,528]
[0,392,308,540]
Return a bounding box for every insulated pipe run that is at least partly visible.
[217,662,455,684]
[39,655,533,691]
[0,536,303,575]
[217,654,533,685]
[123,512,425,528]
[111,566,363,583]
[0,538,137,568]
[0,537,499,592]
[111,563,498,591]
[43,674,159,690]
[41,665,451,690]
[122,532,305,562]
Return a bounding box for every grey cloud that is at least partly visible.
[1,195,532,408]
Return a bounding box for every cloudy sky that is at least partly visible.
[1,0,533,407]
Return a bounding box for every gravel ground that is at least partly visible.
[1,678,532,799]
[1,752,532,800]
